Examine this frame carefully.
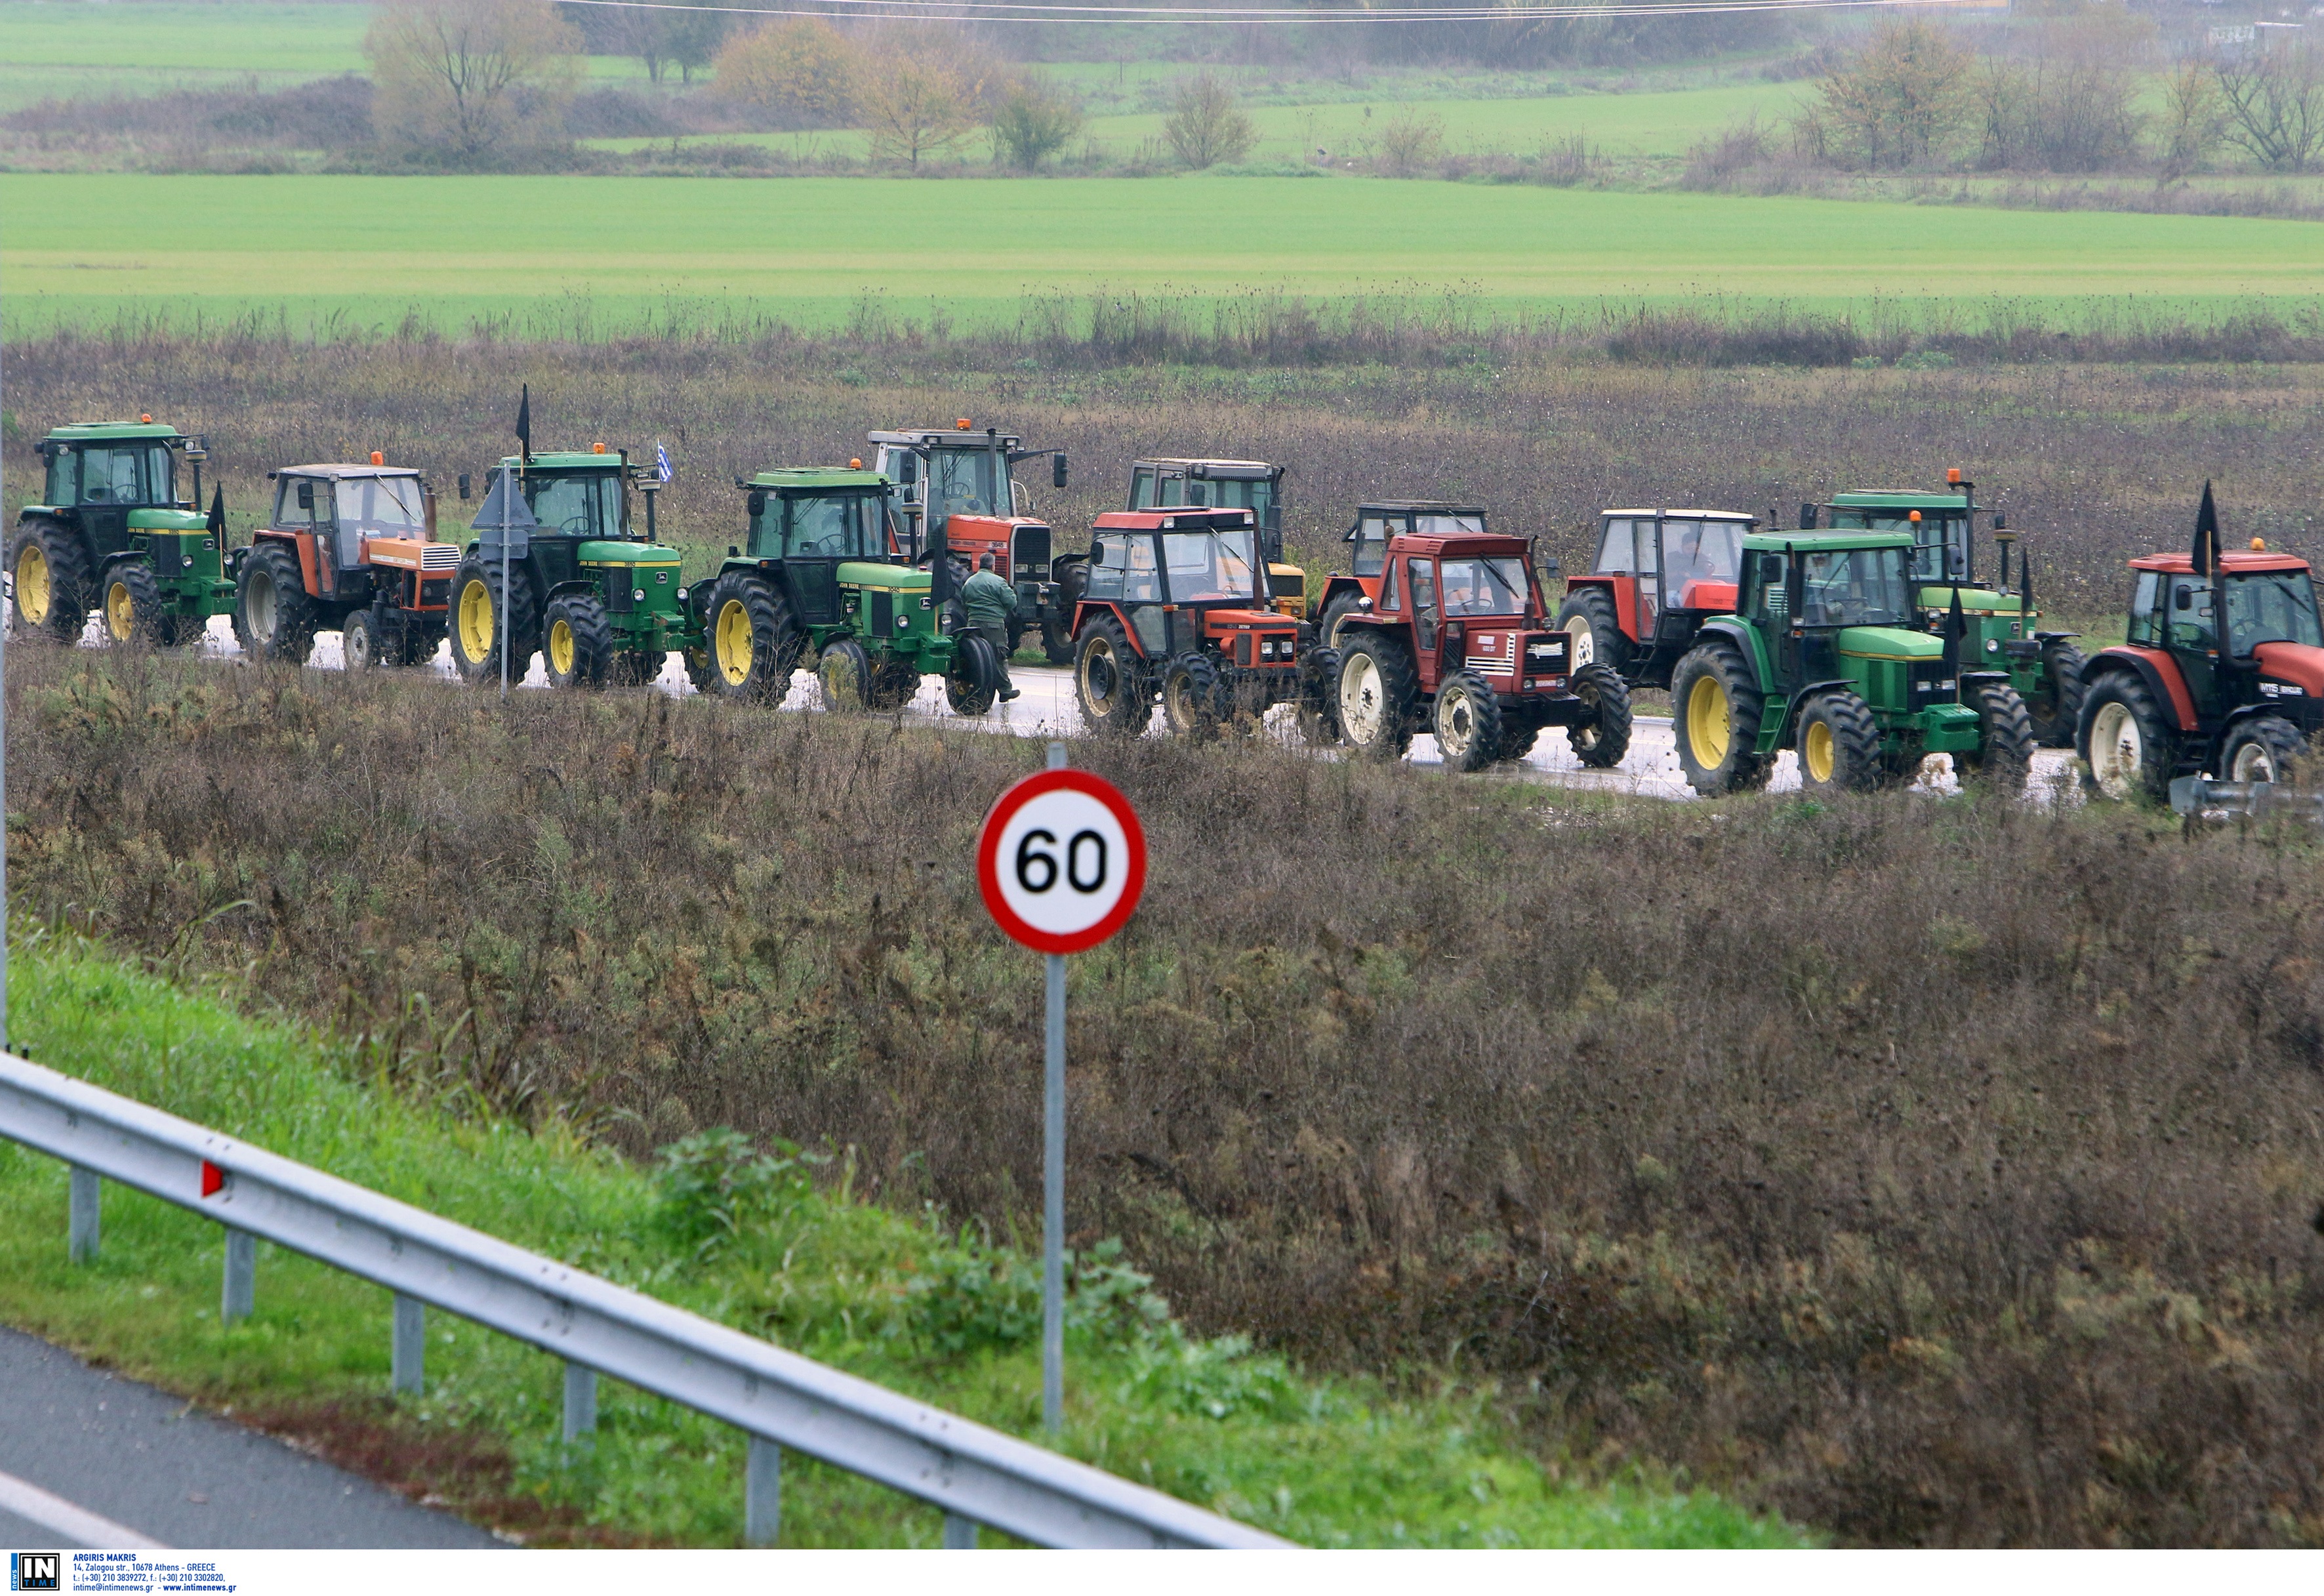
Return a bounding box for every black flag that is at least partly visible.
[1943,587,1966,680]
[206,485,225,538]
[2020,553,2034,624]
[2193,480,2218,577]
[515,383,532,464]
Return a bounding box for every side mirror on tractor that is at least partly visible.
[296,482,315,511]
[747,489,767,517]
[458,474,471,501]
[1053,454,1070,489]
[1799,502,1818,530]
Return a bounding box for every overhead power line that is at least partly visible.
[558,0,1991,25]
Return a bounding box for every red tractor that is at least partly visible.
[229,457,457,668]
[1315,501,1495,646]
[1555,509,1755,687]
[1070,506,1339,739]
[2077,488,2324,799]
[1334,525,1633,771]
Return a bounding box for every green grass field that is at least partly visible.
[5,171,2322,337]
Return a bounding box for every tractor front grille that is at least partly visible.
[421,545,460,571]
[1012,523,1051,580]
[870,590,894,637]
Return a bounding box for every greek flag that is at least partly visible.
[655,441,674,484]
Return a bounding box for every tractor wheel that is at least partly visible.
[1295,645,1343,746]
[867,655,920,712]
[1555,587,1630,678]
[100,562,169,648]
[1162,652,1225,739]
[342,607,387,671]
[542,593,613,689]
[608,649,662,688]
[1959,680,2036,795]
[1433,670,1505,773]
[1007,617,1028,659]
[818,638,874,711]
[2222,714,2306,785]
[704,571,804,704]
[1565,661,1633,769]
[1318,592,1366,649]
[1041,615,1076,666]
[2025,639,2087,748]
[1337,632,1418,760]
[237,542,318,665]
[947,632,1002,717]
[1671,642,1771,796]
[683,646,719,695]
[2077,672,2176,803]
[10,519,93,642]
[1074,615,1150,735]
[1794,690,1885,795]
[447,558,536,685]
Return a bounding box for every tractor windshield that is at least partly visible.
[1162,529,1257,603]
[1661,520,1745,604]
[1798,546,1911,627]
[2226,571,2324,652]
[1438,556,1530,617]
[1413,513,1487,537]
[1829,508,1968,582]
[527,471,626,540]
[336,476,426,537]
[69,443,175,508]
[785,492,886,560]
[926,446,1008,524]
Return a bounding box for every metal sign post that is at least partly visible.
[977,747,1147,1435]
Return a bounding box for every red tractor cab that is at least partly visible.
[1334,526,1633,772]
[230,462,455,668]
[1556,509,1755,689]
[2078,529,2324,799]
[868,421,1074,661]
[1070,507,1338,739]
[1315,502,1499,646]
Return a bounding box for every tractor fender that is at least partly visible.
[1776,678,1858,747]
[2083,646,2197,733]
[1694,619,1773,694]
[2218,697,2324,750]
[96,548,150,580]
[544,577,600,604]
[1316,574,1372,614]
[2033,630,2080,644]
[1073,598,1147,656]
[1959,669,2011,688]
[1564,572,1646,644]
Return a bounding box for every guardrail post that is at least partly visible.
[392,1294,424,1395]
[744,1435,781,1546]
[221,1229,255,1323]
[943,1513,979,1549]
[68,1166,100,1263]
[562,1361,597,1444]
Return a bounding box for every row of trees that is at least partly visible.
[1804,17,2324,174]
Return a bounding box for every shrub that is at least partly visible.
[1163,73,1256,171]
[991,79,1086,171]
[710,18,860,128]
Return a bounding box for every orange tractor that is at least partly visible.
[868,420,1074,661]
[230,457,458,667]
[1070,506,1339,739]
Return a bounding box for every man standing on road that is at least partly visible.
[962,552,1021,701]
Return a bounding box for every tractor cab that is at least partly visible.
[729,467,900,628]
[1557,509,1755,688]
[870,421,1076,660]
[231,462,455,668]
[1316,501,1492,645]
[1126,457,1306,617]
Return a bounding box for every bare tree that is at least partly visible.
[1163,73,1257,170]
[365,0,579,162]
[2216,43,2324,171]
[1809,20,1973,169]
[2157,56,2227,179]
[861,54,977,168]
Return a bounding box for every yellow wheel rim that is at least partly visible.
[1687,673,1730,766]
[458,578,495,661]
[548,617,575,676]
[106,579,135,642]
[17,544,51,624]
[716,599,753,685]
[1803,719,1835,783]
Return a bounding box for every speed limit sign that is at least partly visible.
[977,767,1147,954]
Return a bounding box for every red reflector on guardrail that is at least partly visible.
[201,1160,225,1197]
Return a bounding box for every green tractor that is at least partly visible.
[1815,470,2083,746]
[12,417,233,645]
[1670,529,2035,797]
[447,444,685,689]
[692,466,1005,715]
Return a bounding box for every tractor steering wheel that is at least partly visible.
[560,515,592,536]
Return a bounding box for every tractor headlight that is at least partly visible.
[676,587,688,603]
[1986,638,1999,653]
[634,587,647,602]
[182,556,194,567]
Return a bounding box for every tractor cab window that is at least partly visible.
[1154,473,1184,506]
[527,472,626,540]
[1438,556,1528,617]
[1199,476,1274,522]
[1830,508,1968,581]
[336,476,426,540]
[1086,533,1160,602]
[1407,558,1438,617]
[2224,571,2323,653]
[1413,513,1486,538]
[274,478,317,529]
[2124,570,2163,647]
[1798,546,1910,627]
[43,448,74,507]
[2166,575,2217,651]
[1349,516,1391,577]
[1749,550,1789,626]
[1593,519,1638,575]
[1662,520,1744,606]
[1130,468,1157,509]
[73,444,173,508]
[1162,529,1257,603]
[927,447,1004,523]
[786,493,884,560]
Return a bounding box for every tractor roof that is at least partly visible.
[2129,548,2312,576]
[870,428,1021,450]
[1096,508,1257,533]
[1602,508,1757,522]
[1359,501,1489,516]
[742,468,889,491]
[1740,529,1916,553]
[1829,491,1970,510]
[500,452,626,470]
[1389,531,1527,556]
[1136,458,1278,479]
[272,464,424,480]
[46,420,185,442]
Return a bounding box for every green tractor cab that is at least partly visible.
[1670,529,2035,797]
[694,466,1003,715]
[12,417,234,645]
[1819,474,2084,746]
[447,446,686,689]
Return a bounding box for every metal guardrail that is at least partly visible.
[2169,775,2324,822]
[0,1051,1288,1550]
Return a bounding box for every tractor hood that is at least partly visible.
[1917,586,2022,613]
[1835,626,1942,661]
[2254,642,2324,697]
[577,540,680,565]
[838,562,928,589]
[128,508,208,533]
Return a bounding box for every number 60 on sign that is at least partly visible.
[977,768,1147,954]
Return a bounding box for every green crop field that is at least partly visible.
[5,171,2322,338]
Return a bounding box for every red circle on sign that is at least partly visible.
[977,768,1147,954]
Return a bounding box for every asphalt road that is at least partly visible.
[0,1325,500,1550]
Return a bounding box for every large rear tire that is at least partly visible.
[542,592,613,689]
[101,562,169,648]
[704,571,804,704]
[447,557,536,685]
[2026,639,2087,748]
[1671,642,1771,796]
[237,542,318,665]
[1795,689,1884,794]
[1074,615,1149,735]
[1555,586,1630,678]
[2077,671,2176,802]
[1337,631,1418,760]
[1161,651,1225,739]
[1318,591,1366,649]
[1041,615,1076,666]
[2222,714,2305,785]
[1960,680,2036,794]
[1565,661,1633,769]
[1295,645,1343,746]
[10,519,93,642]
